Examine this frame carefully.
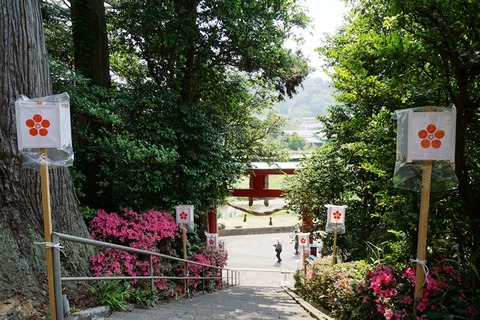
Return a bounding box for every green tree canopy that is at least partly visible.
[44,0,311,215]
[287,0,480,268]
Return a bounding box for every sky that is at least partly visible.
[297,0,348,77]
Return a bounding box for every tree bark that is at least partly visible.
[0,0,93,315]
[71,0,111,87]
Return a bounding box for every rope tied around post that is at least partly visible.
[34,241,67,257]
[410,258,429,286]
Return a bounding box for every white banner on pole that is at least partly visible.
[16,100,72,150]
[325,204,347,234]
[205,232,218,249]
[218,240,225,251]
[175,205,194,224]
[406,110,456,162]
[395,108,456,163]
[326,205,346,224]
[298,233,310,247]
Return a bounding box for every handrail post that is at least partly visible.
[185,261,189,299]
[52,233,64,320]
[202,267,205,295]
[219,268,222,288]
[226,269,229,288]
[149,255,154,292]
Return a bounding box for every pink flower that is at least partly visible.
[376,302,385,314]
[401,267,416,284]
[468,306,477,316]
[400,296,412,305]
[383,308,393,319]
[416,297,429,313]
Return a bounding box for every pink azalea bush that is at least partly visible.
[185,248,228,292]
[299,258,370,317]
[299,256,479,319]
[364,257,478,319]
[89,208,228,301]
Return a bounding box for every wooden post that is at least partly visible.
[40,149,57,320]
[414,160,433,303]
[183,224,188,298]
[332,223,338,265]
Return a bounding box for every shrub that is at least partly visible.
[185,247,228,292]
[89,209,228,302]
[300,258,371,319]
[299,255,479,319]
[91,280,131,311]
[90,209,180,296]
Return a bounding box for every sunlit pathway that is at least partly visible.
[106,286,315,320]
[223,232,305,287]
[105,232,323,319]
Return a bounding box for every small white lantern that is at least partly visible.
[395,107,456,162]
[15,98,72,150]
[205,232,218,249]
[218,240,225,252]
[325,205,347,234]
[298,233,310,247]
[175,205,194,224]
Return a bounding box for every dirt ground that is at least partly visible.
[0,285,101,320]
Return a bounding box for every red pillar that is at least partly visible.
[207,206,217,233]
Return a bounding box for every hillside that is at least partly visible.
[275,76,335,121]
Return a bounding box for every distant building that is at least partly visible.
[283,118,326,145]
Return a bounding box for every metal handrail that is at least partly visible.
[51,232,240,320]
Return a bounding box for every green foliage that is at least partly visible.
[130,287,156,308]
[91,280,131,311]
[286,0,480,282]
[285,108,415,261]
[79,206,97,223]
[284,132,306,151]
[109,0,310,101]
[298,258,371,319]
[44,0,312,215]
[321,0,480,248]
[298,256,480,319]
[41,1,74,68]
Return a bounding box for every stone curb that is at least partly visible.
[65,306,111,320]
[281,286,334,320]
[219,225,295,236]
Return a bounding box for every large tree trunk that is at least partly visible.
[70,0,113,211]
[0,1,93,317]
[71,0,111,87]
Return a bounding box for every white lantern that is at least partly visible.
[205,232,218,249]
[218,240,225,252]
[175,205,194,224]
[15,99,72,150]
[298,233,310,247]
[325,205,347,234]
[395,107,456,162]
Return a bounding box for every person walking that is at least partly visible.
[273,239,282,263]
[293,230,300,255]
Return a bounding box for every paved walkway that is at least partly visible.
[107,286,317,320]
[223,231,303,287]
[104,228,327,319]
